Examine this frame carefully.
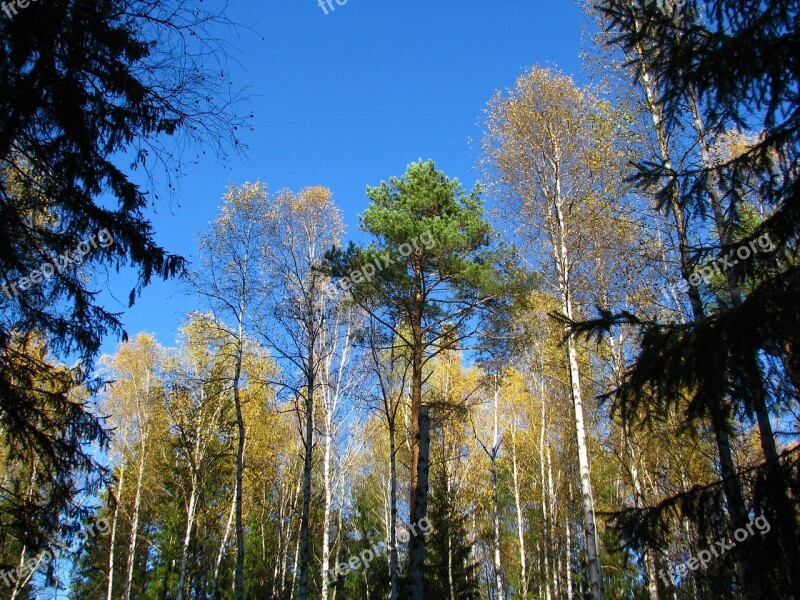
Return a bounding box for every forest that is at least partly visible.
[0,1,798,599]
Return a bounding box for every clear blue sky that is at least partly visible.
[100,0,589,356]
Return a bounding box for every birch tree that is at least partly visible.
[481,68,629,600]
[255,186,345,600]
[164,318,232,600]
[100,333,166,600]
[192,181,273,600]
[364,318,411,600]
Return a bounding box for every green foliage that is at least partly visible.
[425,460,481,599]
[326,160,504,322]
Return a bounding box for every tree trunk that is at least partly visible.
[283,475,302,599]
[409,307,428,600]
[632,43,761,597]
[409,404,430,600]
[688,91,781,464]
[298,344,315,600]
[446,461,456,600]
[565,507,573,600]
[233,323,245,600]
[321,400,333,600]
[331,482,347,600]
[177,433,201,600]
[610,335,659,600]
[212,489,237,599]
[124,433,148,600]
[10,459,38,600]
[538,378,553,600]
[491,381,504,600]
[510,430,528,598]
[388,420,399,600]
[624,427,659,600]
[553,186,604,599]
[106,465,124,600]
[290,514,302,600]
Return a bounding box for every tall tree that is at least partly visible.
[364,318,412,600]
[589,2,800,596]
[326,160,501,599]
[256,186,345,600]
[0,0,246,541]
[99,333,166,600]
[164,317,233,600]
[481,68,629,600]
[192,181,273,600]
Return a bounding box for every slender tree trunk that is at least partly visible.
[388,420,399,600]
[553,186,604,599]
[446,462,456,600]
[321,402,333,599]
[331,483,347,600]
[690,92,800,593]
[298,343,315,600]
[491,381,504,600]
[106,465,124,600]
[688,91,781,463]
[625,427,659,600]
[283,475,302,599]
[272,479,286,599]
[491,453,503,599]
[9,546,28,600]
[632,42,761,598]
[233,323,246,600]
[565,485,574,600]
[538,381,553,600]
[609,335,659,600]
[511,430,528,598]
[212,489,237,599]
[177,434,201,600]
[290,515,302,600]
[124,433,148,600]
[546,444,559,597]
[10,459,38,600]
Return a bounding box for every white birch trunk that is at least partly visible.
[106,465,124,600]
[176,430,202,600]
[123,432,148,600]
[211,488,237,599]
[510,430,528,598]
[491,382,504,600]
[565,509,573,600]
[553,180,604,600]
[290,516,302,600]
[538,381,552,600]
[321,405,333,599]
[546,443,559,597]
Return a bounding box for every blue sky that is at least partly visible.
[100,0,588,356]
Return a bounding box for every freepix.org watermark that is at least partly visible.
[658,514,770,588]
[318,0,349,15]
[327,518,432,583]
[1,0,38,20]
[0,518,110,588]
[323,230,436,302]
[663,233,774,302]
[2,227,115,301]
